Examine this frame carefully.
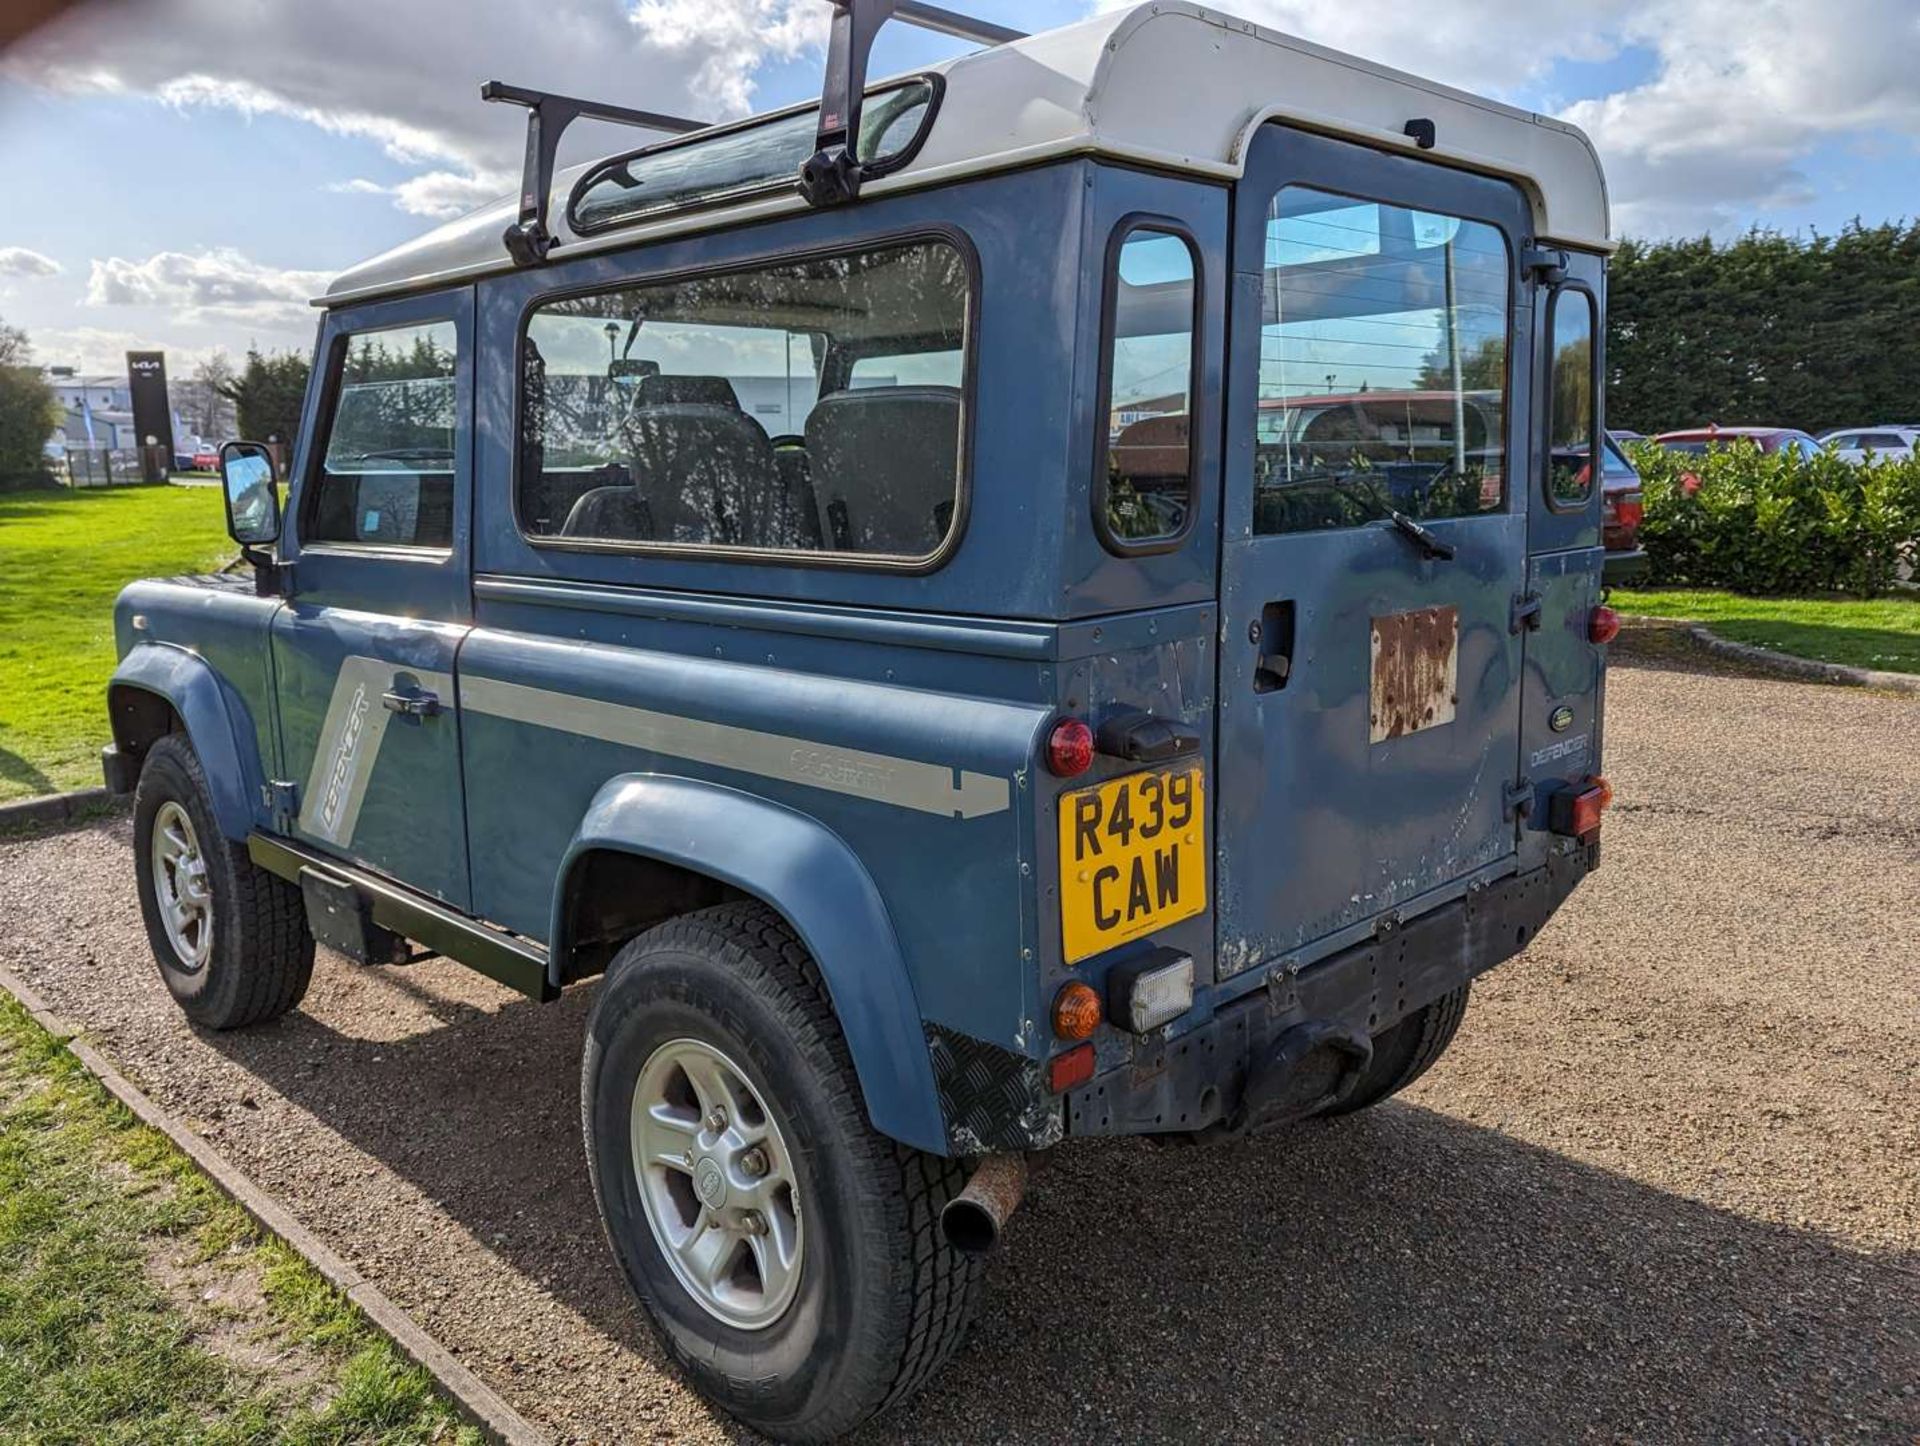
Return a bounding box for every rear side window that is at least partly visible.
[518,238,969,563]
[1250,186,1511,535]
[1546,288,1598,508]
[307,320,458,550]
[1097,227,1199,550]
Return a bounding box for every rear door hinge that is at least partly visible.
[262,780,299,830]
[1503,778,1536,821]
[1510,591,1543,634]
[1522,245,1568,284]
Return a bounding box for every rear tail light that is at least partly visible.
[1048,1042,1096,1093]
[1615,491,1644,530]
[1549,776,1611,841]
[1589,605,1621,645]
[1045,718,1094,777]
[1680,471,1701,496]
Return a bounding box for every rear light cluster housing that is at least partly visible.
[1589,604,1622,645]
[1549,775,1612,842]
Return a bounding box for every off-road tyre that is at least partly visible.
[581,901,983,1442]
[132,734,314,1028]
[1322,983,1471,1117]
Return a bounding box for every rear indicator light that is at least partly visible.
[1549,776,1611,841]
[1048,1042,1096,1093]
[1589,605,1622,645]
[1045,718,1094,777]
[1051,981,1102,1041]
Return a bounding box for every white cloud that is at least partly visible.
[0,247,63,278]
[28,324,233,374]
[3,0,830,222]
[1094,0,1920,237]
[329,171,514,220]
[84,248,331,328]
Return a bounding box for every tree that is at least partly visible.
[0,316,61,490]
[181,351,238,440]
[216,346,311,444]
[1607,221,1920,435]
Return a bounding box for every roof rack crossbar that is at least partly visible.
[799,0,1024,208]
[482,81,710,267]
[895,2,1026,46]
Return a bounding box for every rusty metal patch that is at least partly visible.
[1370,605,1459,742]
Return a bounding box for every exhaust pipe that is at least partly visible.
[940,1153,1028,1257]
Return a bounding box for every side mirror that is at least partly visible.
[219,441,281,546]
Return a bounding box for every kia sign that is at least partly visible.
[127,351,174,454]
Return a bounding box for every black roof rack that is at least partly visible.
[484,0,1023,265]
[482,82,710,266]
[800,2,1026,207]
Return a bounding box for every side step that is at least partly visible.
[248,835,557,1002]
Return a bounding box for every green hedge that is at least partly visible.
[1625,440,1920,596]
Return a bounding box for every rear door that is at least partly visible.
[1215,126,1533,976]
[270,289,475,907]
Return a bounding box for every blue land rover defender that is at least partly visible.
[106,3,1617,1437]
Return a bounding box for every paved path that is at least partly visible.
[3,650,1915,1443]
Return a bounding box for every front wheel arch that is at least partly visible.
[549,774,948,1156]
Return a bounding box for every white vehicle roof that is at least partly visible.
[325,1,1611,306]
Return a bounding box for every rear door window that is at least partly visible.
[307,321,458,549]
[1250,186,1512,535]
[518,238,970,562]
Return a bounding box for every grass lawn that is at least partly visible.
[0,991,480,1444]
[0,485,232,803]
[1613,587,1920,675]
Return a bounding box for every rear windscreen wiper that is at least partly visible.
[1386,509,1456,561]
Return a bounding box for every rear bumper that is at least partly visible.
[1064,843,1596,1139]
[1601,547,1650,586]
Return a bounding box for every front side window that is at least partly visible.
[1547,288,1598,507]
[1251,186,1511,535]
[1098,227,1198,548]
[308,320,458,549]
[519,238,968,561]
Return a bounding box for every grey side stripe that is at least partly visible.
[299,656,454,846]
[462,674,1011,819]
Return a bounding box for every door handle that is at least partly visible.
[1252,600,1296,693]
[381,686,441,718]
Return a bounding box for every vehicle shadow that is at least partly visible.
[0,747,57,798]
[199,972,1920,1444]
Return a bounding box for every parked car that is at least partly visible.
[1653,425,1822,460]
[1818,426,1920,465]
[99,5,1618,1437]
[190,445,222,472]
[1597,436,1646,584]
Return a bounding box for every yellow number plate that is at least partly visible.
[1057,764,1206,963]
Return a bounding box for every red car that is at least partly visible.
[191,445,221,472]
[1653,425,1822,459]
[1595,434,1646,584]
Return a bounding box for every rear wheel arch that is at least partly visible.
[550,774,949,1155]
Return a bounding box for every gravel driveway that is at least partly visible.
[3,646,1916,1443]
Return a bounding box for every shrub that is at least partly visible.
[1626,440,1920,596]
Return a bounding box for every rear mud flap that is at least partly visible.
[1230,1020,1373,1134]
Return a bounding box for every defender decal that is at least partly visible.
[461,674,1011,819]
[298,656,452,846]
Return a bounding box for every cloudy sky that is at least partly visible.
[1,0,1914,375]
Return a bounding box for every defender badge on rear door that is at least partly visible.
[1549,705,1575,732]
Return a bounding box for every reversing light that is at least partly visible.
[1105,951,1195,1035]
[1589,605,1622,645]
[1045,718,1094,777]
[1051,981,1102,1041]
[1048,1043,1096,1093]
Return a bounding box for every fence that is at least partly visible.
[61,445,172,487]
